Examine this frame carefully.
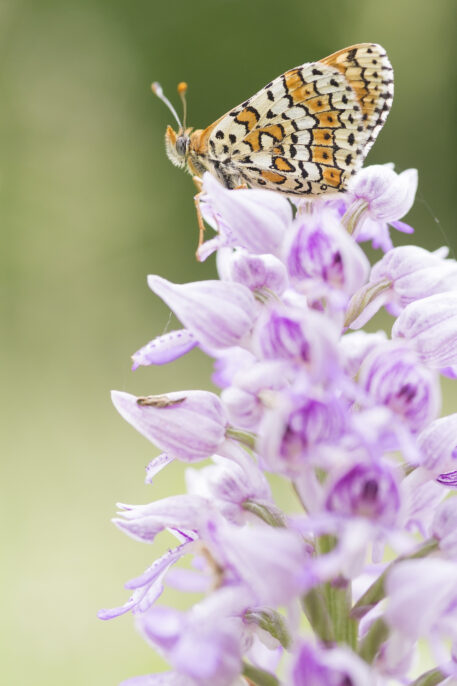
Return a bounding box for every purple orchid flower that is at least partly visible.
[104,161,457,686]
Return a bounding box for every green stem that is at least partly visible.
[242,662,279,686]
[313,535,358,649]
[225,426,256,450]
[301,586,335,644]
[244,608,291,649]
[409,668,447,686]
[352,538,439,620]
[323,580,358,649]
[358,617,389,663]
[242,500,286,528]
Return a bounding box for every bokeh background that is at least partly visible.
[2,0,456,684]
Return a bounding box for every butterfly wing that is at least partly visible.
[320,43,394,159]
[205,43,393,195]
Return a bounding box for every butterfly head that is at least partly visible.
[152,81,192,169]
[164,125,192,169]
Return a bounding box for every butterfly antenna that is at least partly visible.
[177,82,188,130]
[151,81,182,129]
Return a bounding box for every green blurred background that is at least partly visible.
[1,0,456,683]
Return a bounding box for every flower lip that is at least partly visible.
[132,329,198,370]
[325,460,401,526]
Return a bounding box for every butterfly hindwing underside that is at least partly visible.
[186,43,393,195]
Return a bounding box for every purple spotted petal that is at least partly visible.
[217,247,288,294]
[132,330,197,370]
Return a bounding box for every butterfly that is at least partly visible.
[152,43,393,242]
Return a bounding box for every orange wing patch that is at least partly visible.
[322,167,342,187]
[316,112,341,128]
[273,157,295,172]
[261,170,287,184]
[235,107,260,132]
[284,69,304,94]
[305,94,331,114]
[312,129,334,146]
[311,146,335,166]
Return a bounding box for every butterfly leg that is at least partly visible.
[193,191,206,256]
[189,176,207,258]
[192,175,203,193]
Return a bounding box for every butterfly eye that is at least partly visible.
[176,135,189,157]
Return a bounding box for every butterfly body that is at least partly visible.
[162,43,393,197]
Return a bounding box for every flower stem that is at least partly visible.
[225,426,256,450]
[301,586,335,644]
[358,617,389,663]
[315,535,358,649]
[409,668,447,686]
[242,662,280,686]
[324,581,358,649]
[242,500,286,528]
[351,538,439,619]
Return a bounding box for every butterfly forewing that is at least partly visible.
[205,43,392,195]
[320,43,394,159]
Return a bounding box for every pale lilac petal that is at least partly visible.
[386,558,457,638]
[418,414,457,474]
[390,219,414,234]
[111,390,227,462]
[324,460,401,526]
[165,567,211,593]
[211,347,256,389]
[285,209,369,298]
[359,343,440,432]
[217,248,288,294]
[349,165,418,222]
[186,451,272,513]
[148,275,256,351]
[125,543,192,590]
[200,172,292,255]
[145,453,175,483]
[137,595,244,686]
[253,306,340,382]
[113,494,208,544]
[120,673,198,686]
[392,293,457,367]
[292,642,372,686]
[132,330,197,369]
[210,521,311,605]
[432,498,457,557]
[98,595,139,620]
[371,245,457,310]
[340,330,388,377]
[400,468,445,535]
